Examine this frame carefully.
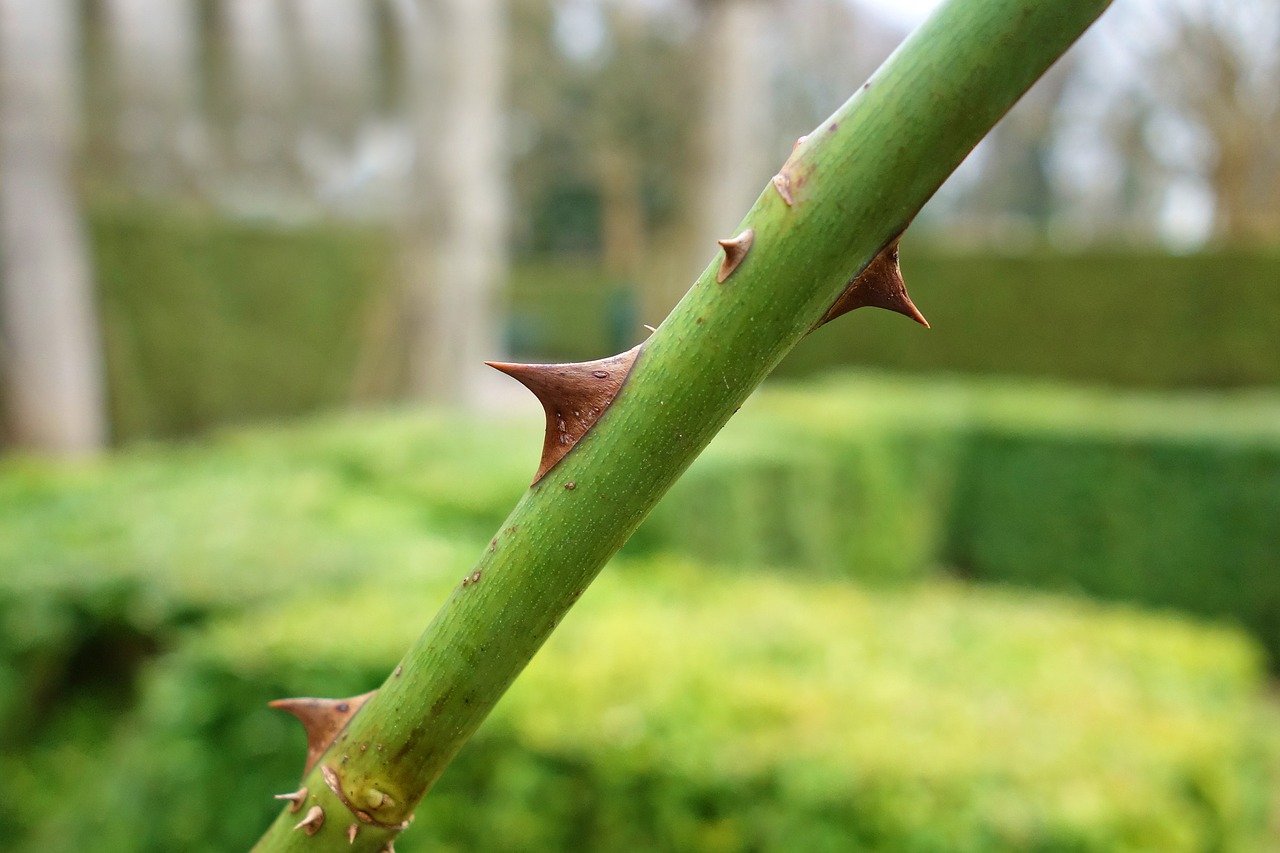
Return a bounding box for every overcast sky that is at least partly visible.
[858,0,942,27]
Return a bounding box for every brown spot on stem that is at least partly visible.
[771,172,794,206]
[813,238,929,330]
[564,481,576,490]
[294,805,325,836]
[269,691,376,775]
[716,229,754,283]
[485,345,643,483]
[274,787,308,813]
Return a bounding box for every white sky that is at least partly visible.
[857,0,943,28]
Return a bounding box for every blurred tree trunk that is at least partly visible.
[0,0,108,454]
[102,0,201,193]
[290,0,377,202]
[698,0,777,240]
[653,0,776,321]
[400,0,508,406]
[597,146,647,289]
[220,0,300,198]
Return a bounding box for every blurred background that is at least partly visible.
[1,0,1278,849]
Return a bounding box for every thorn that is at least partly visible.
[274,787,308,813]
[771,172,794,207]
[383,843,396,853]
[347,824,359,844]
[485,345,643,484]
[792,134,807,151]
[813,239,929,330]
[716,229,754,283]
[294,805,325,836]
[269,691,377,774]
[642,324,657,334]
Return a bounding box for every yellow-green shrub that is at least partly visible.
[26,561,1277,851]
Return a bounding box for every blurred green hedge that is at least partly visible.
[3,378,1280,848]
[3,375,1279,701]
[91,203,393,442]
[84,206,1280,443]
[780,248,1280,388]
[14,562,1278,851]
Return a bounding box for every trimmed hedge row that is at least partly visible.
[3,374,1279,743]
[90,204,394,442]
[15,561,1277,851]
[780,248,1280,389]
[82,205,1280,443]
[645,377,1280,663]
[513,248,1280,391]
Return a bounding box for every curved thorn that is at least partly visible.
[274,787,308,813]
[814,239,930,330]
[716,229,754,283]
[294,805,325,836]
[486,345,643,484]
[771,172,794,206]
[269,691,376,775]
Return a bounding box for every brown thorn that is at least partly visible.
[347,824,359,844]
[274,787,308,813]
[269,691,377,775]
[813,239,929,330]
[771,172,794,207]
[485,345,643,484]
[294,805,325,836]
[716,229,754,283]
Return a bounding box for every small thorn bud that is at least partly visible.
[642,324,657,333]
[274,787,308,813]
[814,238,929,330]
[486,346,643,483]
[294,805,325,836]
[383,842,396,853]
[716,229,754,283]
[771,172,794,206]
[792,134,807,151]
[364,789,394,810]
[347,824,359,844]
[269,692,376,774]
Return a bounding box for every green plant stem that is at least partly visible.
[254,0,1112,848]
